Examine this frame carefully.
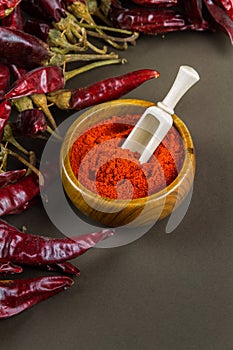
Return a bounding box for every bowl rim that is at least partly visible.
[61,99,195,205]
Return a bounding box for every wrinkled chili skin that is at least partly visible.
[24,19,51,42]
[43,262,80,276]
[4,66,65,100]
[0,275,73,319]
[0,0,21,18]
[36,0,67,22]
[69,69,159,109]
[0,27,51,69]
[0,173,40,216]
[0,261,23,274]
[0,219,114,265]
[182,0,212,30]
[0,64,10,98]
[106,6,189,32]
[0,169,26,190]
[214,0,233,20]
[10,65,27,80]
[13,109,47,137]
[1,3,23,29]
[0,100,12,140]
[21,0,52,20]
[203,0,233,43]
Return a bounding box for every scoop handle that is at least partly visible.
[157,65,200,115]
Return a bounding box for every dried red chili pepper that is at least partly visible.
[0,27,119,69]
[101,1,191,33]
[0,275,73,319]
[0,100,12,140]
[0,261,23,274]
[0,219,114,265]
[0,0,22,18]
[0,64,11,98]
[13,109,47,137]
[182,0,212,30]
[43,262,80,276]
[203,0,233,43]
[0,173,40,216]
[47,69,160,109]
[0,169,26,190]
[36,0,67,22]
[1,2,23,29]
[10,65,27,80]
[4,66,65,100]
[214,0,233,20]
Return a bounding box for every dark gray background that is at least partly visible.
[1,29,233,350]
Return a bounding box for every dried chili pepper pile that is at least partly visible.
[99,0,233,44]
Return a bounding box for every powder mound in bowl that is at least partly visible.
[69,114,185,200]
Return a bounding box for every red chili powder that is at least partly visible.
[69,114,185,200]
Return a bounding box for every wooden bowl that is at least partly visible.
[61,99,195,227]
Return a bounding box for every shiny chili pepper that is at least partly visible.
[6,197,38,214]
[47,68,160,109]
[101,1,191,33]
[0,173,40,216]
[13,109,47,137]
[1,2,23,29]
[21,0,50,20]
[4,66,65,100]
[0,169,26,190]
[35,0,67,22]
[10,65,27,80]
[0,27,117,69]
[0,261,23,274]
[0,275,73,318]
[0,64,11,98]
[43,262,80,276]
[0,100,12,140]
[0,0,22,18]
[0,219,114,266]
[203,0,233,43]
[182,0,212,30]
[214,0,233,20]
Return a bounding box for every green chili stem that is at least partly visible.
[64,58,126,81]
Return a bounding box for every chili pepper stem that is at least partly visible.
[30,94,58,130]
[64,58,126,81]
[3,124,29,155]
[12,96,33,112]
[5,147,43,183]
[46,126,63,141]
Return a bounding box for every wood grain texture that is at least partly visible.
[61,99,195,227]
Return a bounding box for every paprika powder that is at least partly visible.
[70,114,185,200]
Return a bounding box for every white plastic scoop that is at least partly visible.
[122,65,200,163]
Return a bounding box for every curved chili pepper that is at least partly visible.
[0,64,11,98]
[1,2,23,29]
[0,275,73,318]
[0,169,26,190]
[43,262,80,276]
[0,261,23,274]
[0,0,22,18]
[102,1,190,33]
[4,66,65,100]
[214,0,233,21]
[182,0,212,30]
[203,0,233,43]
[0,219,114,265]
[21,0,50,20]
[0,100,12,140]
[48,68,160,109]
[36,0,67,22]
[0,173,40,216]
